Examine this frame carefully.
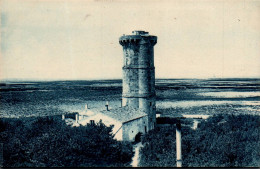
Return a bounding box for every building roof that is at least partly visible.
[100,106,147,123]
[79,107,105,116]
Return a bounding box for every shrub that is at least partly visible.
[139,114,260,167]
[0,116,134,167]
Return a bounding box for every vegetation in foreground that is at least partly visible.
[0,116,134,167]
[140,114,260,167]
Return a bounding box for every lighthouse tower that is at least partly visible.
[119,30,157,130]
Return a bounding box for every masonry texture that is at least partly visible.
[119,30,157,131]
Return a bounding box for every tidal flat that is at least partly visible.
[0,78,259,118]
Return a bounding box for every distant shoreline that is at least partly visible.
[1,77,260,83]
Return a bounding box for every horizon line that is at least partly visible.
[1,77,260,82]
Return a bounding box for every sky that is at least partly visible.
[1,0,260,80]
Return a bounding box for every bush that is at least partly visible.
[139,126,177,167]
[0,116,134,167]
[139,114,260,167]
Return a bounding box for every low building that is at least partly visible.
[76,106,148,141]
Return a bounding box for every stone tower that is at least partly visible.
[119,30,157,130]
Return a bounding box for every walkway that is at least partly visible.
[131,142,143,167]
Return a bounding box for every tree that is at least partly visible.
[139,114,260,167]
[0,116,134,167]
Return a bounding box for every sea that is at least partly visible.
[0,78,259,118]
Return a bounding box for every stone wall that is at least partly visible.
[119,31,157,131]
[122,116,148,141]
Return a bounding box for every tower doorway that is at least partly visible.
[134,132,143,143]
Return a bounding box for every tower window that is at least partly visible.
[150,102,152,106]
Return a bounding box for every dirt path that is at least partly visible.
[131,142,143,167]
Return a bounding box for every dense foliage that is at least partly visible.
[139,114,260,167]
[0,116,134,167]
[139,125,177,167]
